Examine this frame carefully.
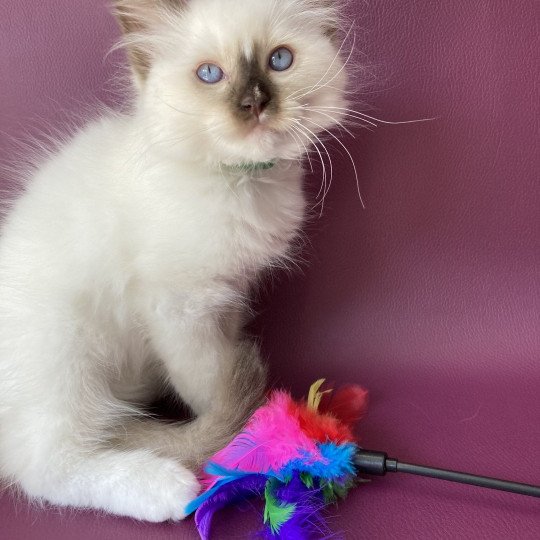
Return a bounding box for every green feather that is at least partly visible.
[263,479,296,535]
[300,472,314,489]
[321,478,356,503]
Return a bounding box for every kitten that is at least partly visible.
[0,0,348,522]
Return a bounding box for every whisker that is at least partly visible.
[291,122,327,204]
[286,125,314,173]
[307,107,378,127]
[286,22,354,101]
[287,30,356,103]
[293,122,328,202]
[295,121,334,205]
[286,105,356,138]
[290,122,326,207]
[292,120,334,215]
[313,106,437,125]
[304,117,366,209]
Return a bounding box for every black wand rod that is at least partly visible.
[354,449,540,498]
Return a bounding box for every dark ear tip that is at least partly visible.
[111,0,188,85]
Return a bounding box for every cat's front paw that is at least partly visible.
[113,455,200,522]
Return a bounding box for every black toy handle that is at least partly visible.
[354,449,540,498]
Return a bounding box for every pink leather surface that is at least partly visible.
[1,1,539,539]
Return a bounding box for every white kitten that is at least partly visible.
[0,0,348,521]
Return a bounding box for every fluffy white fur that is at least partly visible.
[0,0,347,521]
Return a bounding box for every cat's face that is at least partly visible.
[116,0,348,166]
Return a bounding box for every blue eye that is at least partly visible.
[197,63,224,84]
[269,47,294,71]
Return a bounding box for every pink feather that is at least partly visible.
[207,392,321,484]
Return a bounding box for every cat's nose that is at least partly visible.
[239,85,271,119]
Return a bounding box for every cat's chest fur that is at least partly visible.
[127,159,306,291]
[3,119,306,315]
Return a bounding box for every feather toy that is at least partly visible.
[185,380,369,539]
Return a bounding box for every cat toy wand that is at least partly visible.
[354,448,540,498]
[185,380,540,540]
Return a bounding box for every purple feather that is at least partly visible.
[259,474,335,540]
[195,474,268,540]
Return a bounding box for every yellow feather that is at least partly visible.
[307,379,332,411]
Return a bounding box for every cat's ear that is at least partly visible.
[112,0,186,84]
[313,0,342,41]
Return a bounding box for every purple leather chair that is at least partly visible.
[1,2,538,539]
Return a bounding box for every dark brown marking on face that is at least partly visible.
[230,47,280,122]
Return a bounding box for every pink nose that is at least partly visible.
[240,92,271,118]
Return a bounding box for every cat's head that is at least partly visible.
[114,0,349,167]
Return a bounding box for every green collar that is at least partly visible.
[221,160,276,174]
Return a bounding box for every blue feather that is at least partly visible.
[185,462,255,515]
[205,461,255,479]
[274,443,357,481]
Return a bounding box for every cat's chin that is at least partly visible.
[237,130,300,164]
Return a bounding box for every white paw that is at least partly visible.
[106,453,200,522]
